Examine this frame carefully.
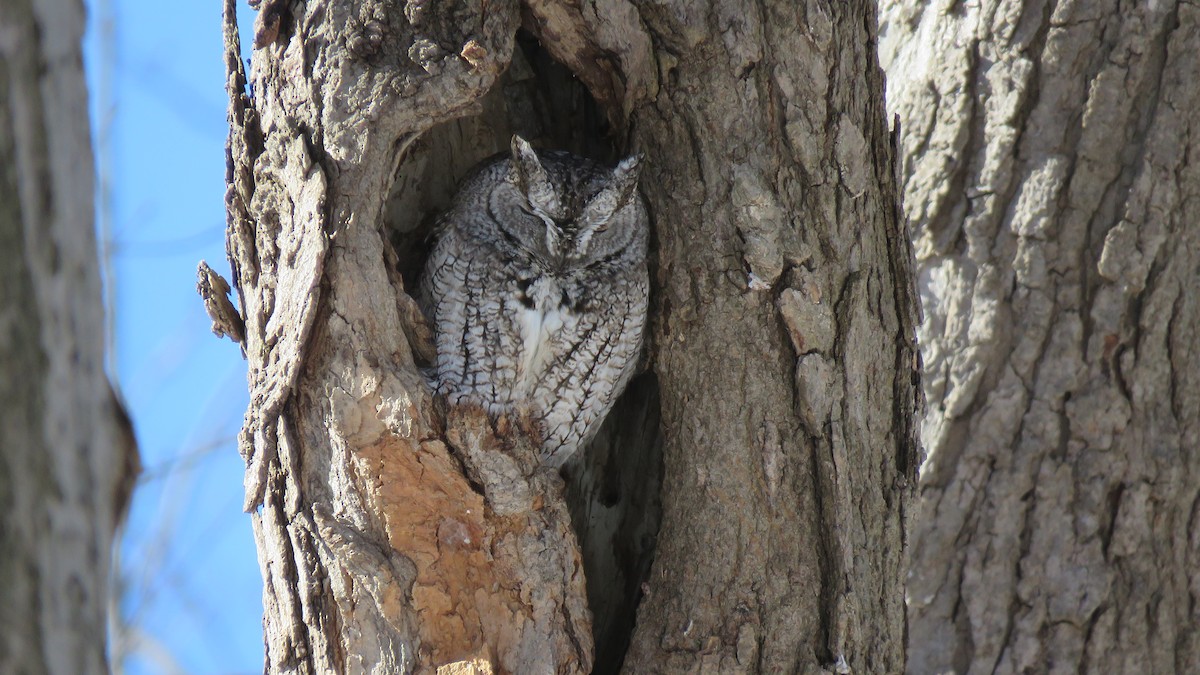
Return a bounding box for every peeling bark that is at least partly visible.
[0,0,138,671]
[221,0,916,672]
[881,1,1200,672]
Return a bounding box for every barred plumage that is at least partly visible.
[420,136,649,467]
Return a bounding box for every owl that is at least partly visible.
[420,136,649,468]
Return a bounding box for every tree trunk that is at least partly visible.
[214,0,918,672]
[880,1,1200,672]
[0,0,138,672]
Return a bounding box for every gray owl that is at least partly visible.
[421,136,649,468]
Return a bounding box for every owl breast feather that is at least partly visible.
[422,139,648,468]
[514,275,573,394]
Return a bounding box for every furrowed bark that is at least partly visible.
[881,1,1200,672]
[609,1,918,670]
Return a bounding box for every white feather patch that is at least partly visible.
[516,277,566,393]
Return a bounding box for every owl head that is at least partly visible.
[493,135,645,270]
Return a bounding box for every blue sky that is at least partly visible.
[83,1,263,672]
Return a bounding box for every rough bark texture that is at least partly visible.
[218,0,918,672]
[0,0,138,672]
[222,1,599,671]
[612,2,918,672]
[880,1,1200,672]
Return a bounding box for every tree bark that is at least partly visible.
[880,1,1200,672]
[612,2,918,672]
[0,0,138,672]
[216,0,918,672]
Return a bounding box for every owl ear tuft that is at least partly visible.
[509,136,558,213]
[510,136,545,188]
[611,153,643,205]
[577,153,644,240]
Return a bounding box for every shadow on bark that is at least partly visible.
[563,373,663,675]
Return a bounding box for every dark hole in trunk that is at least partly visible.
[383,28,663,674]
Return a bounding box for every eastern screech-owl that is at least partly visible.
[421,136,649,468]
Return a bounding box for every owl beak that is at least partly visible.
[568,227,595,261]
[544,222,566,267]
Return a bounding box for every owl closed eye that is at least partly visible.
[420,136,650,467]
